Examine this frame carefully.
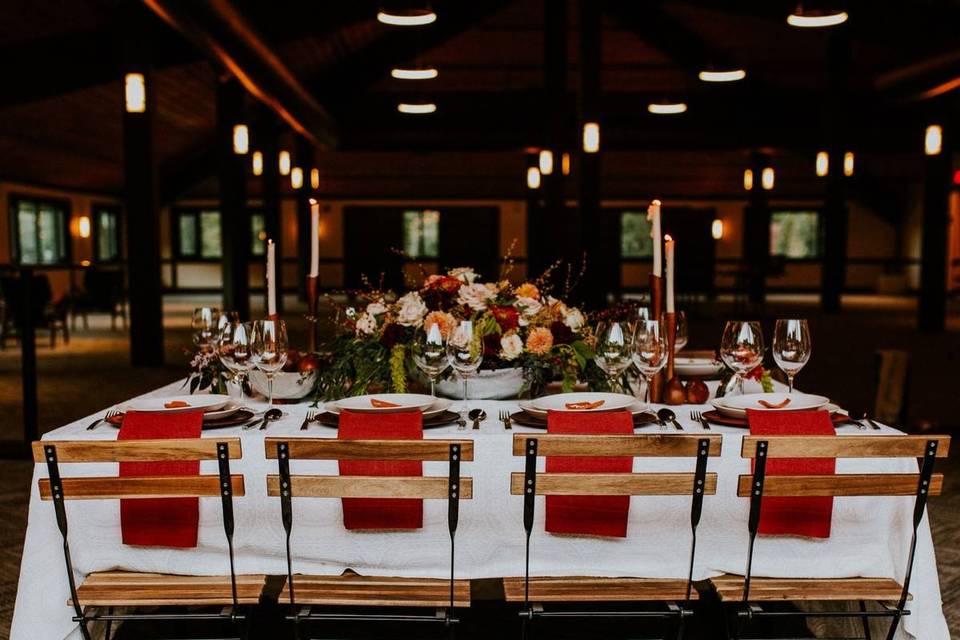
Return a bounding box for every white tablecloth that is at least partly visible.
[11,381,950,640]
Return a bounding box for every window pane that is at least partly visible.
[37,204,64,264]
[250,213,266,256]
[402,209,440,259]
[403,210,423,258]
[17,202,38,264]
[770,211,820,259]
[199,211,222,258]
[96,210,119,261]
[620,211,653,258]
[421,209,439,258]
[178,214,197,257]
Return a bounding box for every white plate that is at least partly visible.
[711,392,830,418]
[327,398,451,418]
[519,399,648,419]
[530,392,637,413]
[203,403,243,421]
[674,357,725,378]
[332,393,437,413]
[124,394,231,414]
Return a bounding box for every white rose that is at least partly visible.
[366,301,388,316]
[563,307,585,330]
[500,334,523,360]
[457,282,494,311]
[515,296,542,316]
[355,313,377,336]
[448,267,478,284]
[395,291,428,327]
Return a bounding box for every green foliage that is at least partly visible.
[312,333,392,400]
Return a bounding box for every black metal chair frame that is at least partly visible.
[725,438,941,640]
[43,441,248,640]
[518,436,713,640]
[273,440,464,640]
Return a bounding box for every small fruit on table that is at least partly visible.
[685,379,709,404]
[664,377,687,405]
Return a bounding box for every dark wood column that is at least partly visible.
[259,117,282,314]
[918,124,952,332]
[123,28,164,366]
[295,136,315,301]
[216,75,250,319]
[524,152,543,281]
[743,151,770,305]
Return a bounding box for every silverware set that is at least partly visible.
[689,410,711,431]
[498,409,512,430]
[86,408,120,430]
[243,407,282,431]
[300,409,318,431]
[656,408,684,431]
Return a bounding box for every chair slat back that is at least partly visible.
[512,433,721,457]
[40,475,246,500]
[736,473,943,498]
[266,475,472,499]
[33,438,243,463]
[264,437,474,461]
[511,472,717,496]
[741,435,950,459]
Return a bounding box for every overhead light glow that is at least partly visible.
[398,102,437,114]
[527,167,541,189]
[761,167,775,190]
[583,122,600,153]
[843,151,854,177]
[391,67,439,80]
[232,124,249,155]
[124,73,146,113]
[561,152,571,176]
[787,9,848,28]
[711,219,724,240]
[377,10,437,26]
[698,69,746,83]
[743,169,754,191]
[291,167,303,189]
[279,150,291,175]
[925,125,942,156]
[539,150,554,175]
[311,168,320,190]
[251,151,263,176]
[648,102,688,115]
[816,151,829,177]
[78,216,91,239]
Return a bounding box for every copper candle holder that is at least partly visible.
[306,275,319,353]
[648,273,664,403]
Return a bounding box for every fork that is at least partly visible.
[499,409,512,430]
[87,408,120,430]
[300,409,318,431]
[690,410,711,431]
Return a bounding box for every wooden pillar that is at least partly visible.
[918,124,952,332]
[525,152,543,280]
[260,117,282,314]
[123,29,164,366]
[578,0,605,310]
[295,136,314,301]
[743,151,770,304]
[216,76,250,319]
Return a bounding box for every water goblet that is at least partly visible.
[719,321,764,395]
[250,319,288,406]
[773,319,811,393]
[412,323,451,397]
[447,320,482,430]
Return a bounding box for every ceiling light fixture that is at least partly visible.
[925,125,942,156]
[527,167,541,189]
[398,102,437,114]
[743,169,754,191]
[761,167,775,190]
[561,152,571,175]
[648,102,688,115]
[816,151,829,177]
[583,122,600,153]
[377,9,437,26]
[787,7,848,28]
[843,151,854,177]
[698,69,746,83]
[391,67,439,80]
[278,150,291,176]
[251,151,263,176]
[539,150,554,175]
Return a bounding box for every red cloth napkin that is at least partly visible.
[747,409,836,538]
[118,409,204,547]
[545,409,634,537]
[338,410,423,529]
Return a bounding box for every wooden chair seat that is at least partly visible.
[73,571,267,607]
[710,575,909,602]
[502,577,699,603]
[280,574,471,608]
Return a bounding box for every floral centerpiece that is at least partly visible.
[314,267,605,400]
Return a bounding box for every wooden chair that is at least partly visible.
[505,433,722,640]
[264,437,474,640]
[33,438,263,640]
[713,434,951,640]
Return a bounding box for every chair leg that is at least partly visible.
[859,601,872,640]
[884,611,901,640]
[521,613,531,640]
[103,607,114,640]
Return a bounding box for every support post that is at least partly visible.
[918,125,951,332]
[743,151,770,305]
[260,116,283,315]
[295,137,315,301]
[216,75,250,319]
[537,0,567,279]
[578,0,605,310]
[525,152,543,281]
[19,268,38,447]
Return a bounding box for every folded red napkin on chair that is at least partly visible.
[747,409,836,538]
[118,409,204,547]
[545,409,634,537]
[338,409,424,529]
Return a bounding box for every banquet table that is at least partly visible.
[11,381,950,640]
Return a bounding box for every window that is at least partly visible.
[250,213,267,256]
[10,197,69,265]
[94,206,121,262]
[770,210,821,259]
[620,211,654,258]
[403,209,439,258]
[175,209,221,259]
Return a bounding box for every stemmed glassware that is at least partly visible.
[629,306,652,342]
[412,323,451,397]
[217,320,254,399]
[250,319,288,406]
[772,319,811,393]
[447,320,482,430]
[673,311,688,352]
[191,307,221,350]
[594,321,634,392]
[632,319,668,403]
[719,321,765,396]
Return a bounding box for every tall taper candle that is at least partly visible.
[665,234,675,313]
[267,239,276,317]
[648,199,662,277]
[309,200,319,278]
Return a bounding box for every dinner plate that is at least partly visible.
[203,403,243,421]
[530,392,636,413]
[123,394,231,414]
[326,397,451,418]
[315,410,459,430]
[518,399,648,419]
[711,392,830,418]
[332,393,437,413]
[511,410,659,430]
[674,357,725,378]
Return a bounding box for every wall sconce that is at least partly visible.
[232,124,249,154]
[78,216,91,239]
[124,73,146,113]
[538,150,553,175]
[291,167,303,189]
[711,219,724,240]
[310,168,320,190]
[816,151,829,177]
[527,167,541,189]
[279,150,291,175]
[561,152,571,176]
[583,122,600,153]
[925,125,942,156]
[743,169,754,191]
[251,151,263,176]
[761,167,775,190]
[843,151,854,177]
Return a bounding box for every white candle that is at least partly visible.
[647,199,662,277]
[266,239,276,317]
[664,234,675,313]
[309,201,319,278]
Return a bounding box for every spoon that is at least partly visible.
[247,407,282,431]
[854,410,881,430]
[468,408,486,430]
[657,408,683,431]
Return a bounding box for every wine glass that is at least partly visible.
[773,319,811,393]
[191,307,221,349]
[412,323,451,397]
[250,319,288,406]
[629,306,652,342]
[594,321,633,392]
[673,311,688,352]
[447,320,482,430]
[632,320,667,403]
[217,321,253,399]
[719,321,764,396]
